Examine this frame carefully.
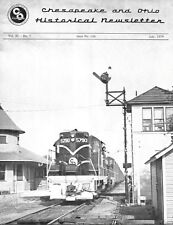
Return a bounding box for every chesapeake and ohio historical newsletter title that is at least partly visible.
[35,7,164,24]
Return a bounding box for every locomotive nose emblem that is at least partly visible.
[69,157,78,165]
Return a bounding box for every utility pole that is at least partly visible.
[93,68,129,201]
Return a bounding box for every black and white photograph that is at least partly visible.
[0,0,173,224]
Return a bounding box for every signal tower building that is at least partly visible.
[127,86,173,204]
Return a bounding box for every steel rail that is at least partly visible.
[5,202,60,224]
[47,203,86,225]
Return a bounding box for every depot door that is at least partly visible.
[13,164,24,193]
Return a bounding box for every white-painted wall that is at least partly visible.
[164,150,173,223]
[0,163,14,193]
[129,105,173,202]
[0,132,19,152]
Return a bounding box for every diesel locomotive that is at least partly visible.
[48,129,124,201]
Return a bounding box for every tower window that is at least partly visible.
[154,107,164,131]
[142,107,173,132]
[142,108,152,131]
[166,107,173,131]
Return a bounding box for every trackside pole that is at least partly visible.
[93,69,130,202]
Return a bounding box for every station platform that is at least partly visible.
[20,189,50,198]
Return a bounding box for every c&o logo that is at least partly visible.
[8,4,29,25]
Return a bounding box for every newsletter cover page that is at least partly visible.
[0,0,172,223]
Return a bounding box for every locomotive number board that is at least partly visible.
[60,137,88,143]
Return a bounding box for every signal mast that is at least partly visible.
[92,67,129,201]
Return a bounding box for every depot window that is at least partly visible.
[0,164,5,181]
[0,136,6,144]
[17,164,23,181]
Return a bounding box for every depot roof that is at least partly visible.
[0,146,47,164]
[0,106,25,134]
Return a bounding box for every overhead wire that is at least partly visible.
[3,104,106,113]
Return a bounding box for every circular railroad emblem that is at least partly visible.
[8,4,29,25]
[69,157,78,165]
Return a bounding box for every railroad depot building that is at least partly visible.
[0,105,47,194]
[127,86,173,204]
[146,141,173,224]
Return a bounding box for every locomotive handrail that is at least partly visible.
[89,159,97,176]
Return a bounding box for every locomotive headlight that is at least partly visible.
[71,138,75,142]
[84,134,88,137]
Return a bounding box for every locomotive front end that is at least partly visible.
[48,129,124,201]
[48,130,98,201]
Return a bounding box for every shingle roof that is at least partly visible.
[0,106,25,134]
[0,146,47,164]
[128,86,173,105]
[145,143,173,164]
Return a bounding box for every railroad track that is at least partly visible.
[47,202,88,225]
[4,202,60,225]
[5,200,95,225]
[5,197,120,225]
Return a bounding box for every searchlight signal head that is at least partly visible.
[92,71,111,84]
[100,72,111,84]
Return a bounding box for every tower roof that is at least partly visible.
[127,86,173,112]
[0,105,25,134]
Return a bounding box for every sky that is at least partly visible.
[0,0,173,168]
